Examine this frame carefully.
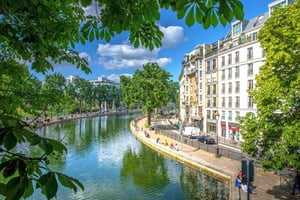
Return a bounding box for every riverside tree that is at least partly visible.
[239,1,300,171]
[120,62,171,126]
[0,0,244,199]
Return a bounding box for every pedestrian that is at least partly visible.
[291,170,300,195]
[241,182,253,193]
[235,170,242,188]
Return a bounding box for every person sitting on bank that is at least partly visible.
[156,137,161,144]
[163,139,168,146]
[174,144,179,151]
[170,143,174,149]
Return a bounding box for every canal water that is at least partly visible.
[29,113,228,200]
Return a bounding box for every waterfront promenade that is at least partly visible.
[131,117,295,200]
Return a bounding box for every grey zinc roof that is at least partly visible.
[243,12,269,31]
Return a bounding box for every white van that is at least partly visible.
[182,126,201,139]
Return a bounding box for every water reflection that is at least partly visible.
[27,114,228,200]
[121,145,169,189]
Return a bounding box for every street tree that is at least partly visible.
[94,84,111,112]
[121,62,171,125]
[167,81,180,108]
[73,78,92,114]
[0,0,245,199]
[239,1,300,171]
[42,73,66,119]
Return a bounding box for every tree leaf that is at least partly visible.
[46,138,67,154]
[211,11,218,27]
[4,130,17,151]
[23,180,34,199]
[39,139,53,155]
[186,7,195,27]
[39,172,58,199]
[80,0,92,7]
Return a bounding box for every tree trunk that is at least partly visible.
[147,108,151,126]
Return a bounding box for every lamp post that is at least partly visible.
[214,111,220,158]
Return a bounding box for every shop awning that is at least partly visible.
[229,126,239,131]
[221,125,226,129]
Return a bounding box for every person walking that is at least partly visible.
[291,170,300,195]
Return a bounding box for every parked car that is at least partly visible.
[197,135,215,144]
[182,126,201,139]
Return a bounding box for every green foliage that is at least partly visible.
[0,0,245,198]
[240,1,300,171]
[120,62,171,125]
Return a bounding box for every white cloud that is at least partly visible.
[82,0,101,17]
[96,43,171,70]
[106,73,132,83]
[160,26,186,48]
[79,52,91,62]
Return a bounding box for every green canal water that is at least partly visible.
[26,113,228,200]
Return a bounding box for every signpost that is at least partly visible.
[242,159,254,200]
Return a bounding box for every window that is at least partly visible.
[232,22,242,37]
[248,63,253,76]
[235,97,240,108]
[235,66,240,78]
[199,71,202,78]
[207,99,211,107]
[252,32,258,41]
[199,82,202,89]
[262,49,266,57]
[228,97,232,108]
[221,56,225,67]
[248,96,253,108]
[222,111,226,120]
[212,84,216,95]
[207,61,211,71]
[212,59,216,70]
[222,97,225,107]
[235,81,240,93]
[247,47,253,60]
[228,82,232,94]
[235,111,240,121]
[228,68,232,79]
[235,51,239,63]
[248,80,254,90]
[222,70,225,80]
[222,84,225,94]
[207,85,211,95]
[228,54,232,65]
[213,97,216,107]
[228,111,232,120]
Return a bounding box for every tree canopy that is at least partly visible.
[0,0,245,199]
[239,1,300,171]
[120,62,171,125]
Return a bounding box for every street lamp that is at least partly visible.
[214,111,220,158]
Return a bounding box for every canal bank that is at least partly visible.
[130,116,293,200]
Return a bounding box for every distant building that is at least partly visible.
[179,0,294,142]
[66,75,79,85]
[89,76,120,88]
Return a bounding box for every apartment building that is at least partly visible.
[179,0,293,142]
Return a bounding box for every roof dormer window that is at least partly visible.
[232,22,242,37]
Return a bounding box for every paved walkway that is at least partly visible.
[131,117,297,200]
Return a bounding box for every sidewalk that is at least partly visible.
[131,117,296,200]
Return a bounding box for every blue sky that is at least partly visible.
[36,0,274,83]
